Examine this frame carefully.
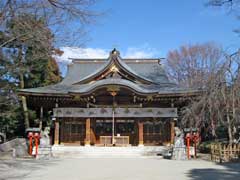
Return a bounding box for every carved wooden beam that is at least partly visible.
[53,107,178,118]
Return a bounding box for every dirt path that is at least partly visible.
[0,157,239,180]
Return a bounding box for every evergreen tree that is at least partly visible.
[0,14,61,136]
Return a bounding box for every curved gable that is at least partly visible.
[71,49,157,85]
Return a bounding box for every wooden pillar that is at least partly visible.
[170,120,175,144]
[85,118,91,146]
[138,121,144,146]
[54,121,60,145]
[60,118,64,145]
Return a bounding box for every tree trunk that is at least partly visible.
[221,86,233,144]
[226,112,233,144]
[18,45,30,129]
[231,86,237,143]
[20,73,30,129]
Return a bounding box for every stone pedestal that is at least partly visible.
[36,146,52,160]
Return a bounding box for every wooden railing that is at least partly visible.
[211,143,240,163]
[100,136,112,145]
[115,136,129,145]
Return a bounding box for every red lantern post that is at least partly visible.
[28,132,33,155]
[186,133,191,159]
[34,132,40,156]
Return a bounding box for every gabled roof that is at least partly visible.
[71,49,157,85]
[18,49,201,97]
[61,50,174,86]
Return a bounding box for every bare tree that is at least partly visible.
[0,0,100,47]
[206,0,240,35]
[181,51,240,143]
[166,42,223,88]
[167,42,240,143]
[206,0,240,9]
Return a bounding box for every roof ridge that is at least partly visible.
[71,58,163,64]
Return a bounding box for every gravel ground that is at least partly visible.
[0,157,239,180]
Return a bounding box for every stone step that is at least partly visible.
[52,145,168,157]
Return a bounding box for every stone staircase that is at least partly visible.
[52,145,168,158]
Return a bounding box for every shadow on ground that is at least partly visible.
[0,158,59,180]
[187,162,240,180]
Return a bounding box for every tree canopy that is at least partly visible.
[167,42,240,143]
[0,0,99,137]
[0,14,61,136]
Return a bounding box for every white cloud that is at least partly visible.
[55,46,159,76]
[55,47,109,64]
[124,47,157,58]
[55,47,109,76]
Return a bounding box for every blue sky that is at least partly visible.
[57,0,239,75]
[84,0,239,56]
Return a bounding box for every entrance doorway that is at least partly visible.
[94,119,138,146]
[143,119,171,145]
[60,118,86,145]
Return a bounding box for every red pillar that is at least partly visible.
[28,132,33,155]
[34,132,40,156]
[170,121,175,144]
[186,133,191,159]
[193,133,199,158]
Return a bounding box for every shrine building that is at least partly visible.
[19,49,200,147]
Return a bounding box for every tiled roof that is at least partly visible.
[18,49,200,96]
[61,56,172,86]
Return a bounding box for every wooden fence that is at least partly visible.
[211,143,240,163]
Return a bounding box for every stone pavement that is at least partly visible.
[0,157,239,180]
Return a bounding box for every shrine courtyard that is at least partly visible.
[1,157,239,180]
